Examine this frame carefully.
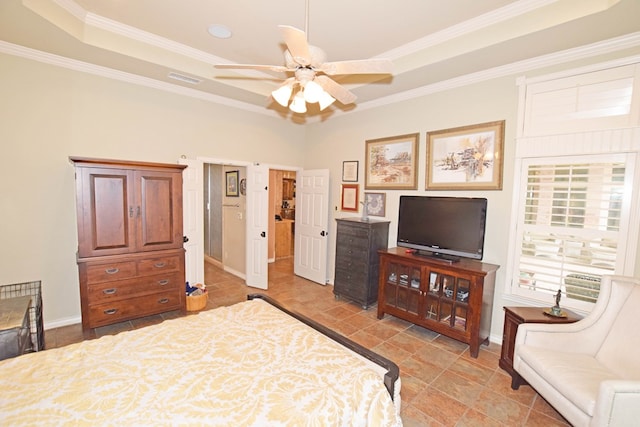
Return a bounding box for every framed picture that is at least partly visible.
[365,133,419,190]
[363,192,386,217]
[342,160,359,182]
[340,184,359,212]
[426,120,505,190]
[225,170,239,197]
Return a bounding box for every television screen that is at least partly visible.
[397,196,487,261]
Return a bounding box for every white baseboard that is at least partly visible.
[44,316,82,330]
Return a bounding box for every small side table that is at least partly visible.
[500,306,582,389]
[0,296,32,360]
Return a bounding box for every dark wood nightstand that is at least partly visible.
[500,306,582,389]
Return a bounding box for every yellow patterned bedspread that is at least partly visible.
[0,298,402,426]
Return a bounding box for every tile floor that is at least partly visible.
[45,258,570,427]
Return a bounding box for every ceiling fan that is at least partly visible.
[215,24,393,113]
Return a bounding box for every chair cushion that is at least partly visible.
[596,282,640,379]
[518,345,619,416]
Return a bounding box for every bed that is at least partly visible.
[0,294,402,426]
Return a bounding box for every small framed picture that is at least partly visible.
[342,160,359,182]
[226,170,239,197]
[341,184,359,212]
[363,192,386,217]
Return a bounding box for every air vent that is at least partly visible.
[168,72,201,85]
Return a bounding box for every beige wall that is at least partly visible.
[304,77,518,339]
[304,52,640,339]
[222,166,246,276]
[2,47,639,339]
[0,53,305,326]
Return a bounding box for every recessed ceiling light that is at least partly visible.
[208,24,232,39]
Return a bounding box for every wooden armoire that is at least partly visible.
[70,157,187,330]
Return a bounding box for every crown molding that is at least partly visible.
[0,40,276,118]
[2,31,640,122]
[356,32,640,113]
[380,0,558,59]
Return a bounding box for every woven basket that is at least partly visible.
[186,292,208,311]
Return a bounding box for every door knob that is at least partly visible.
[183,235,189,243]
[320,230,326,236]
[261,231,266,238]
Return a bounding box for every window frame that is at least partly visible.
[508,154,635,311]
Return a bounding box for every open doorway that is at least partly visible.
[268,169,296,263]
[203,163,247,278]
[184,158,327,290]
[201,163,299,284]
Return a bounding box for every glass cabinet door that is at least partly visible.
[383,261,421,317]
[421,270,471,332]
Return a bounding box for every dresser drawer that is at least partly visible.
[337,234,369,250]
[335,256,369,274]
[88,290,182,327]
[138,255,181,276]
[336,244,369,261]
[87,273,182,304]
[85,261,137,284]
[336,223,371,239]
[335,269,366,286]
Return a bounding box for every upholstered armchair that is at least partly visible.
[513,275,640,427]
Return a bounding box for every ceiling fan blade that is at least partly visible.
[278,25,311,66]
[215,64,290,73]
[315,75,356,105]
[320,59,393,76]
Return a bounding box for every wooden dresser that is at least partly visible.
[377,248,499,357]
[333,218,390,309]
[70,157,187,330]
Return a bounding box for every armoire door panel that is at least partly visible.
[137,171,183,251]
[79,168,134,257]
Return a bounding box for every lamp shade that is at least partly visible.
[289,91,307,113]
[318,91,336,111]
[303,80,323,103]
[272,84,293,107]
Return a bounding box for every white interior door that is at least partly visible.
[245,163,269,289]
[294,169,330,284]
[179,158,204,286]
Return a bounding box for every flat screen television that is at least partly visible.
[397,196,488,262]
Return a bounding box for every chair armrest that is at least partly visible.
[515,320,601,355]
[591,380,640,426]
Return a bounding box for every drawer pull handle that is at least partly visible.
[103,308,118,315]
[158,280,169,286]
[103,288,117,295]
[105,268,119,274]
[158,298,169,304]
[154,262,166,268]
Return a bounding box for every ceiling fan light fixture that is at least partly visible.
[272,84,293,107]
[318,91,336,111]
[303,80,323,103]
[289,91,307,113]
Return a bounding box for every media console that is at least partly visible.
[377,247,499,357]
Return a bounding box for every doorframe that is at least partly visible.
[193,156,301,280]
